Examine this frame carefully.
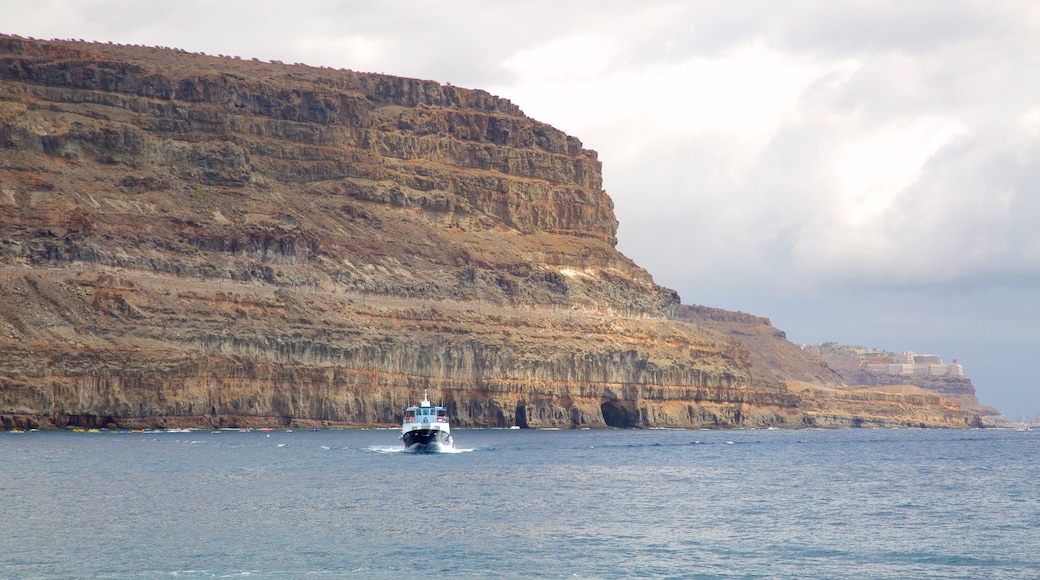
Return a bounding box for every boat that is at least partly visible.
[401,390,453,451]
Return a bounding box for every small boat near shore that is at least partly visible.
[401,390,453,452]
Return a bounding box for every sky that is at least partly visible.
[4,0,1040,420]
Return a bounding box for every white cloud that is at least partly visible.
[790,115,969,280]
[296,35,391,72]
[502,34,621,81]
[825,117,967,226]
[1023,106,1040,139]
[499,38,838,181]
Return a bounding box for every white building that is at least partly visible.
[863,351,963,377]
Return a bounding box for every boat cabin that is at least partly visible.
[403,404,448,425]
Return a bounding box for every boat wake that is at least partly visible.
[416,443,473,454]
[367,444,474,454]
[368,445,406,454]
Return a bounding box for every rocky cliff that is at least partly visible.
[0,35,981,430]
[675,306,984,427]
[804,344,1003,423]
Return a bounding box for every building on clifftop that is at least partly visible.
[863,351,963,377]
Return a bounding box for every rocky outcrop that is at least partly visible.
[0,35,981,430]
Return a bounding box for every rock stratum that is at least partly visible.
[0,35,982,430]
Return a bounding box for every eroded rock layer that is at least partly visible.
[0,35,980,429]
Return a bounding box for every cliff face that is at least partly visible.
[676,305,844,387]
[0,35,979,430]
[0,36,664,313]
[675,306,983,428]
[786,382,981,429]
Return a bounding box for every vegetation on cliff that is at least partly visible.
[0,35,981,430]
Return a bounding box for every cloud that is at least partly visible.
[296,35,391,72]
[786,115,970,283]
[534,2,1040,295]
[1022,106,1040,139]
[499,37,837,174]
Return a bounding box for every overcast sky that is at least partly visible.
[5,0,1039,419]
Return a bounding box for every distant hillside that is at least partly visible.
[675,307,987,427]
[803,344,1003,423]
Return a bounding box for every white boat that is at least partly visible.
[401,390,453,451]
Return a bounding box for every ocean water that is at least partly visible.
[1,427,1038,579]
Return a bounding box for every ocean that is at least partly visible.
[1,427,1038,579]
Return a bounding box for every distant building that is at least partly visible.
[863,351,963,377]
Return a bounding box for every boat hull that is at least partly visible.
[402,428,453,451]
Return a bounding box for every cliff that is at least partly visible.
[0,35,981,430]
[676,306,983,427]
[804,344,1003,423]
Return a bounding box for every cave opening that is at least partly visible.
[515,404,529,428]
[600,401,639,428]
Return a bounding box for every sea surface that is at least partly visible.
[1,427,1038,579]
